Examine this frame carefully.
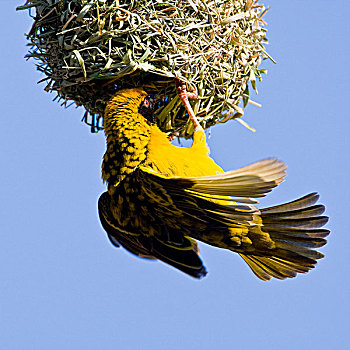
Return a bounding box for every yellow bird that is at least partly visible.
[98,86,329,280]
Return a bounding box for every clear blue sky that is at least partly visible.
[1,1,349,349]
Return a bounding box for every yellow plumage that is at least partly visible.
[98,88,329,280]
[147,125,223,177]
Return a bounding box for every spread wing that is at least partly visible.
[98,159,287,278]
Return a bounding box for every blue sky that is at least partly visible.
[1,1,349,349]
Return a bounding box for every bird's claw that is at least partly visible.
[175,78,198,100]
[175,78,202,132]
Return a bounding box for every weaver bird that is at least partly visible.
[98,85,329,280]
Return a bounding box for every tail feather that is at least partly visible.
[264,228,329,239]
[270,235,326,248]
[273,242,324,260]
[267,257,311,274]
[261,204,325,220]
[263,216,328,230]
[240,254,313,280]
[240,253,318,281]
[240,255,296,280]
[260,192,320,213]
[239,193,329,280]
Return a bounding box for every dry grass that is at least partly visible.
[18,0,271,137]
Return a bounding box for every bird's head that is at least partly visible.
[137,92,156,124]
[104,88,156,128]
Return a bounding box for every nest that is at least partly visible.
[18,0,271,137]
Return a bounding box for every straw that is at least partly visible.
[18,0,271,137]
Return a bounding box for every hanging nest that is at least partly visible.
[18,0,272,137]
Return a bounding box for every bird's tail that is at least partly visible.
[238,193,329,280]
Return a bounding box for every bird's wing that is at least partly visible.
[133,158,287,248]
[137,162,328,280]
[98,191,156,259]
[98,187,208,279]
[140,158,287,201]
[134,158,287,254]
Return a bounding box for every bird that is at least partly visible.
[98,83,329,280]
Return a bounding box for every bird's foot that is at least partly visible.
[175,78,202,132]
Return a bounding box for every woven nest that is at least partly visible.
[18,0,271,137]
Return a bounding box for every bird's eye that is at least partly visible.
[143,99,150,108]
[138,95,155,123]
